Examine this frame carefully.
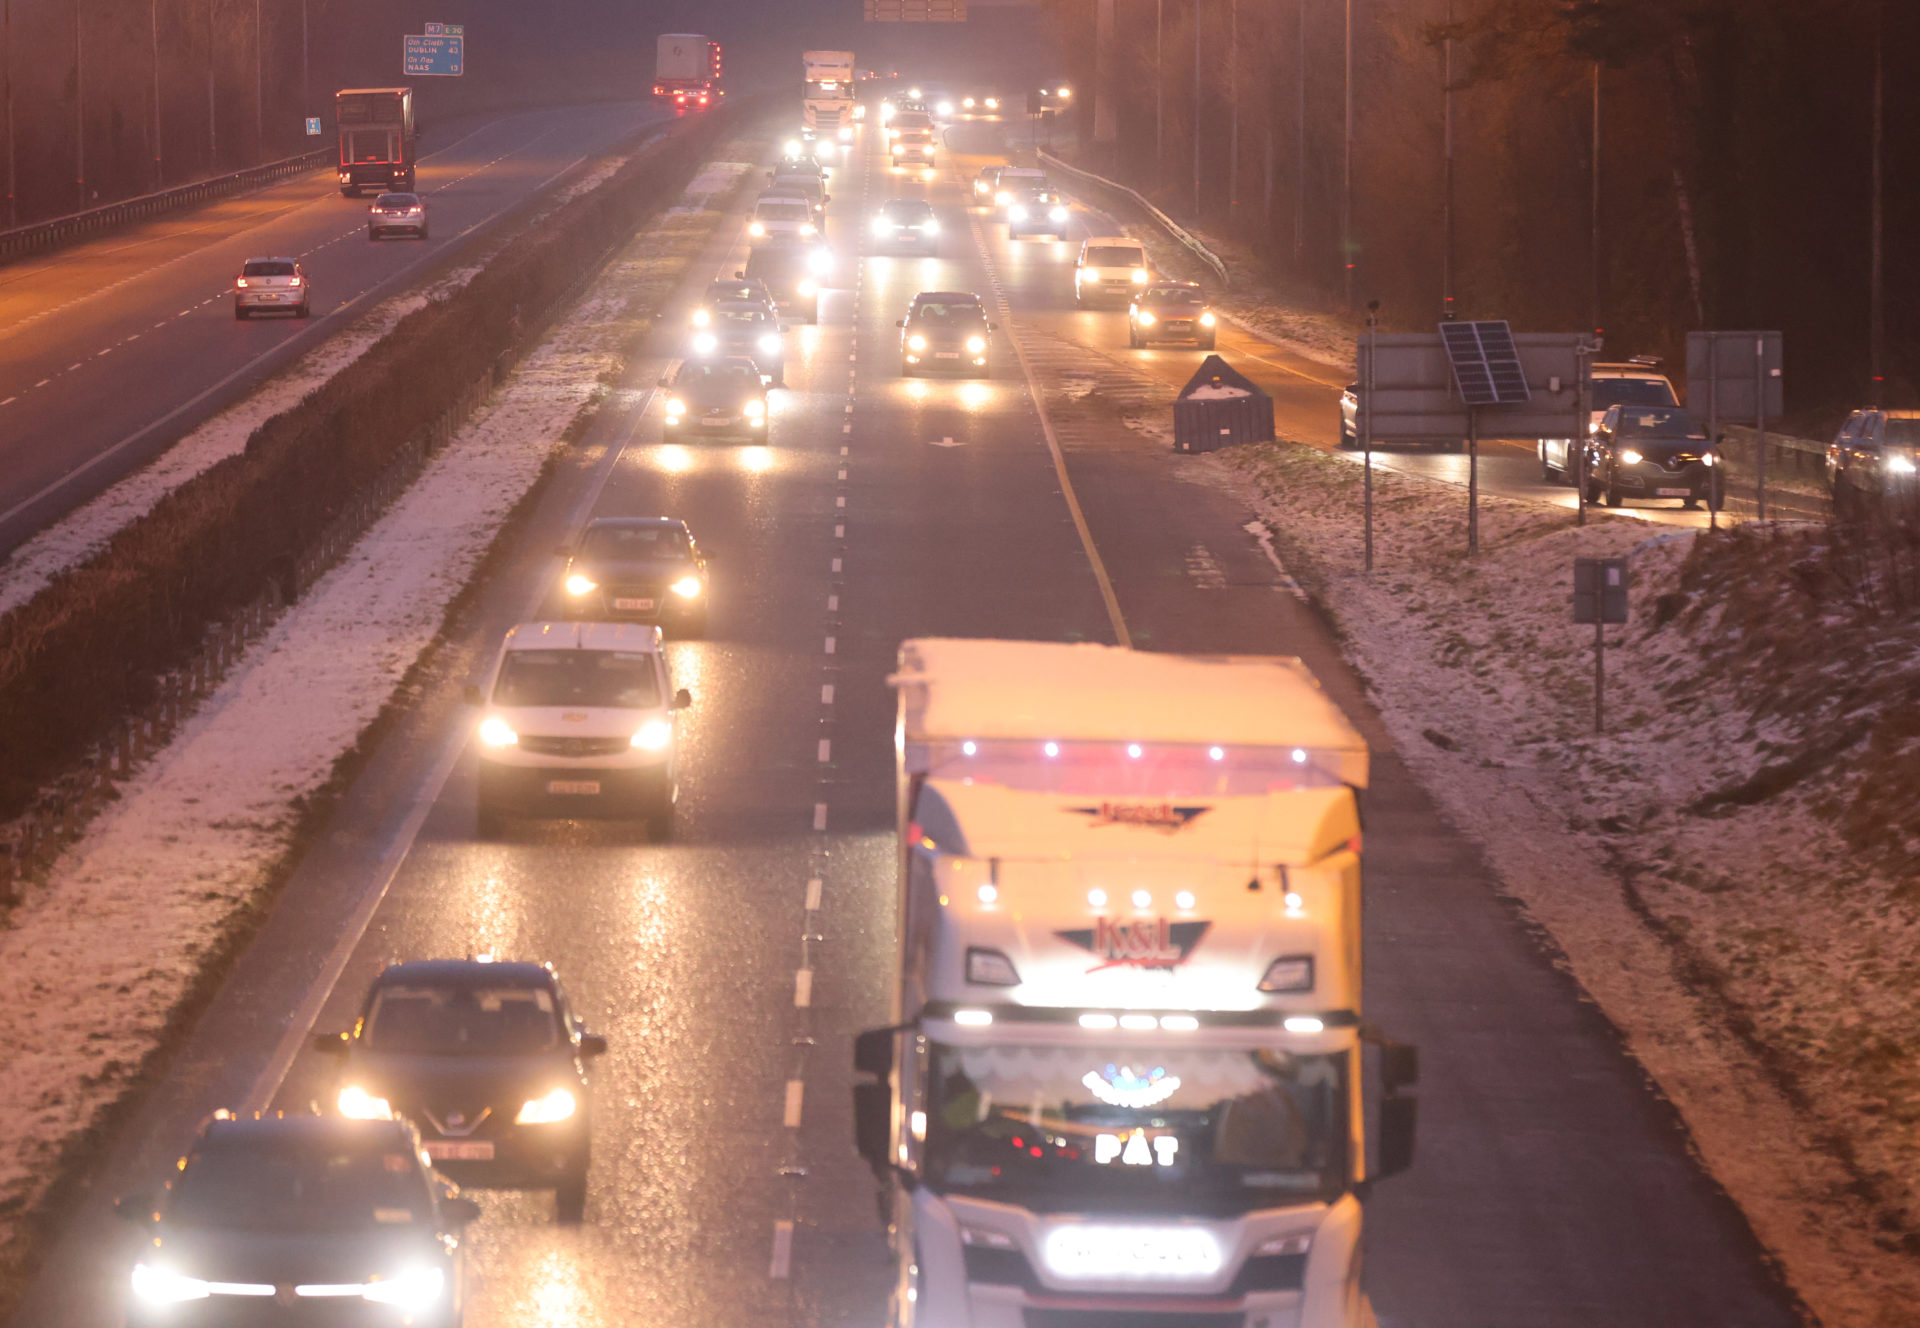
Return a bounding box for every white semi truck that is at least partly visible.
[804,50,857,135]
[854,639,1418,1328]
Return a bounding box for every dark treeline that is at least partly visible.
[1047,0,1916,421]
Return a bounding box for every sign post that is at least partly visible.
[1572,556,1629,733]
[1439,320,1532,556]
[1363,301,1377,573]
[1686,331,1783,521]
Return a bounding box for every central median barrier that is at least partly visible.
[0,101,755,835]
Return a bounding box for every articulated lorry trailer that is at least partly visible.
[656,34,722,108]
[335,88,414,195]
[855,639,1418,1328]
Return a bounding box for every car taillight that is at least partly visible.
[289,276,302,287]
[235,278,248,288]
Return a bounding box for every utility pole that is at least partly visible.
[301,0,310,128]
[4,0,15,228]
[1869,0,1885,406]
[1342,0,1354,309]
[1441,0,1455,319]
[254,0,263,154]
[1227,0,1238,220]
[73,1,84,210]
[1589,62,1601,336]
[1155,0,1164,189]
[1192,0,1202,217]
[208,0,219,167]
[150,0,163,188]
[1294,0,1305,268]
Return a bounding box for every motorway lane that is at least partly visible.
[0,100,670,554]
[14,119,1802,1328]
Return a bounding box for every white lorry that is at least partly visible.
[854,639,1418,1328]
[804,50,857,136]
[655,34,720,108]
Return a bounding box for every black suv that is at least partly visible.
[898,291,995,377]
[1827,408,1920,501]
[872,198,940,253]
[314,959,608,1223]
[662,356,768,444]
[1582,404,1723,509]
[744,246,821,324]
[117,1113,477,1326]
[558,515,709,635]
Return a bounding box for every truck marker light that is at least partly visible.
[1130,889,1151,908]
[977,884,998,905]
[1159,1014,1199,1031]
[1078,1013,1118,1030]
[1175,890,1195,910]
[1208,745,1224,760]
[1118,1013,1157,1031]
[1283,1016,1325,1034]
[953,1009,993,1026]
[1126,743,1142,758]
[1291,747,1307,763]
[910,1110,927,1140]
[962,740,977,756]
[1043,741,1059,757]
[1086,889,1107,907]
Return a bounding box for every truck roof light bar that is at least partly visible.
[926,1002,1356,1030]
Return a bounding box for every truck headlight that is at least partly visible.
[477,716,518,749]
[838,126,853,141]
[565,573,598,595]
[758,333,782,354]
[671,574,704,598]
[1049,206,1068,222]
[1131,268,1150,283]
[692,333,718,354]
[514,1087,577,1124]
[966,336,986,353]
[1888,453,1917,474]
[1009,205,1028,221]
[995,190,1010,205]
[908,335,928,351]
[359,1266,445,1310]
[799,223,816,236]
[748,221,765,237]
[632,717,673,751]
[337,1085,394,1119]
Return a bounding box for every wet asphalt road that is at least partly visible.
[13,114,1806,1328]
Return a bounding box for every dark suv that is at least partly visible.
[1582,404,1723,509]
[558,515,710,634]
[898,291,995,377]
[314,959,608,1223]
[1827,409,1920,500]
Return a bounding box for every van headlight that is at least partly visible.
[1199,311,1216,326]
[758,333,782,354]
[691,308,710,326]
[1131,268,1150,283]
[514,1088,577,1124]
[632,718,673,751]
[1078,267,1097,283]
[748,221,766,237]
[360,1266,445,1310]
[966,335,986,353]
[1049,206,1068,222]
[477,716,518,749]
[744,399,765,418]
[337,1085,394,1119]
[1009,205,1028,221]
[1888,453,1918,475]
[671,575,704,598]
[995,190,1011,204]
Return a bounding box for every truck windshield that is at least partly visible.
[1592,378,1677,409]
[924,1043,1346,1216]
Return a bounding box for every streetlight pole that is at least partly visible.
[1342,0,1353,309]
[208,0,218,166]
[254,0,263,154]
[1155,0,1164,190]
[301,0,310,129]
[1869,0,1885,406]
[1589,61,1601,336]
[150,0,163,188]
[1227,0,1238,220]
[73,1,85,210]
[3,0,15,228]
[1192,0,1202,218]
[1294,0,1305,268]
[1441,0,1455,319]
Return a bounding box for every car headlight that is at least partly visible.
[799,223,816,236]
[477,716,518,749]
[995,190,1010,204]
[691,308,710,327]
[1888,453,1918,474]
[664,398,686,418]
[514,1087,578,1125]
[360,1266,445,1310]
[908,334,928,351]
[1131,268,1150,283]
[131,1264,212,1304]
[670,575,704,599]
[798,278,817,296]
[1620,449,1644,465]
[937,101,954,116]
[784,139,802,156]
[873,215,893,236]
[692,332,718,354]
[1049,206,1068,222]
[1136,311,1156,326]
[963,97,975,109]
[748,221,766,237]
[1702,451,1717,467]
[744,399,765,418]
[1009,205,1028,221]
[1078,267,1097,283]
[966,335,986,353]
[986,97,999,110]
[337,1085,393,1119]
[1199,311,1216,326]
[922,220,940,234]
[564,573,598,596]
[758,333,782,354]
[632,717,673,751]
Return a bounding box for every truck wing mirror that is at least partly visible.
[853,1081,892,1167]
[853,1026,894,1078]
[1377,1095,1417,1179]
[1379,1041,1419,1092]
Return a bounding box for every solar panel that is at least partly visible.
[1439,320,1531,406]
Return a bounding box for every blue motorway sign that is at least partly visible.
[404,33,464,76]
[423,22,464,36]
[305,116,322,136]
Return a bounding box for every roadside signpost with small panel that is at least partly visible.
[1573,556,1629,732]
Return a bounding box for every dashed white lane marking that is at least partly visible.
[770,1220,795,1279]
[813,803,828,831]
[65,362,82,372]
[818,739,832,762]
[827,593,839,611]
[840,445,848,456]
[835,495,845,508]
[821,683,835,705]
[831,557,842,572]
[784,1080,806,1127]
[34,378,50,387]
[844,403,854,413]
[843,422,851,433]
[834,524,844,538]
[823,636,836,654]
[805,876,823,910]
[1186,543,1228,590]
[794,969,814,1007]
[837,468,847,480]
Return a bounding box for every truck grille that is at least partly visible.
[518,736,629,758]
[968,1247,1303,1297]
[1024,1315,1242,1328]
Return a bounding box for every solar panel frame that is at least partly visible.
[1440,320,1532,406]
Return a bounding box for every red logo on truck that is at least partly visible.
[1068,803,1210,832]
[1056,919,1210,971]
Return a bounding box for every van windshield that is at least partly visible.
[494,651,661,708]
[1085,247,1141,267]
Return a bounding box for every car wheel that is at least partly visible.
[1605,479,1624,507]
[295,302,311,319]
[555,1166,588,1225]
[1540,449,1556,482]
[647,798,676,844]
[1128,327,1140,348]
[419,228,429,240]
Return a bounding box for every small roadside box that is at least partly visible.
[1173,354,1274,453]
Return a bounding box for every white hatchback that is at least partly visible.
[748,193,818,246]
[469,621,691,839]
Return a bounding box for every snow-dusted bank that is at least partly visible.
[0,152,753,1284]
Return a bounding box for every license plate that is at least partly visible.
[612,598,655,611]
[1656,487,1691,497]
[547,780,601,796]
[423,1141,494,1161]
[935,351,959,359]
[700,417,733,427]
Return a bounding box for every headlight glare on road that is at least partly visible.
[1200,311,1216,326]
[908,335,928,351]
[131,1264,212,1303]
[477,716,518,749]
[359,1266,445,1309]
[692,333,718,354]
[515,1087,578,1125]
[1620,449,1644,465]
[565,573,598,596]
[337,1085,394,1120]
[966,336,986,353]
[671,575,704,599]
[758,333,782,354]
[1131,268,1150,283]
[632,718,673,751]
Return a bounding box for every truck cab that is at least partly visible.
[857,640,1417,1328]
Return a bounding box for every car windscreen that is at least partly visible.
[374,194,418,207]
[364,983,562,1055]
[924,1043,1347,1216]
[706,284,765,303]
[716,305,771,326]
[493,649,662,708]
[1593,377,1678,409]
[884,201,933,220]
[672,363,757,390]
[579,524,689,560]
[242,260,296,277]
[1144,289,1203,306]
[1614,406,1701,437]
[757,202,811,221]
[169,1137,432,1234]
[894,113,933,129]
[1084,247,1142,267]
[910,302,986,326]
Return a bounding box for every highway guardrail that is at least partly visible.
[1037,149,1228,286]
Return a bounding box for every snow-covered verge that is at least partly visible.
[1201,434,1920,1326]
[0,148,756,1309]
[0,133,672,621]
